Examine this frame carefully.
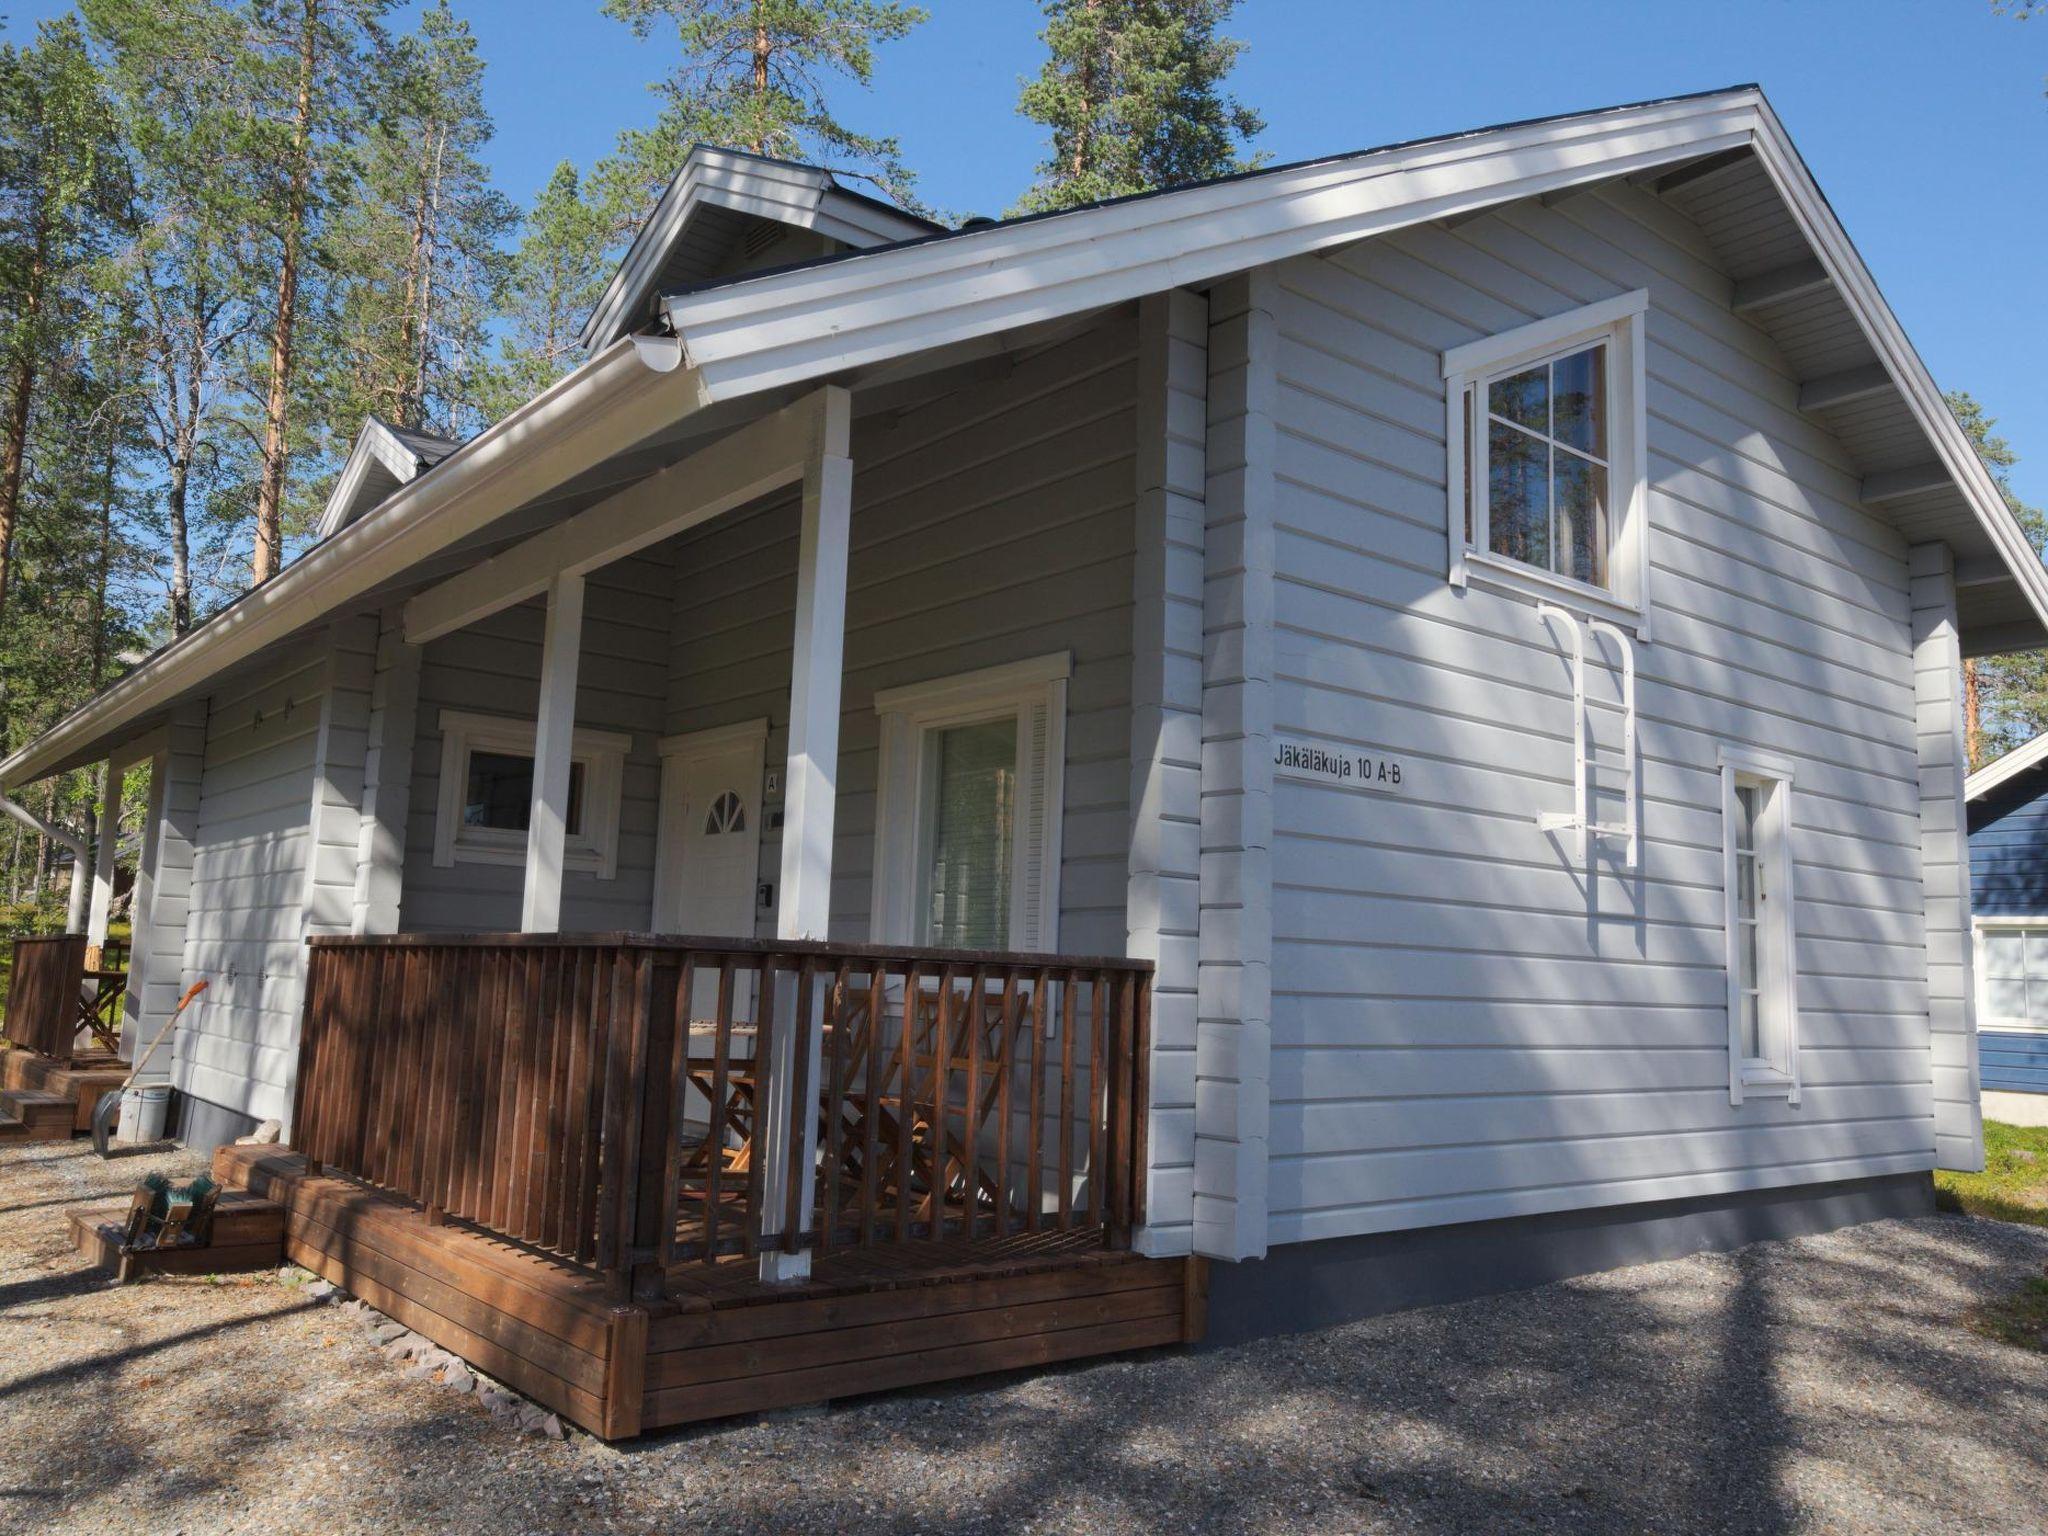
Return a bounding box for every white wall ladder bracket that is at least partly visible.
[1535,603,1638,868]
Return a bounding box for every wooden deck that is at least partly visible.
[216,1144,1203,1440]
[0,1044,127,1138]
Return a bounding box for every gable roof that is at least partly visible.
[8,85,2047,790]
[317,417,461,540]
[579,143,940,357]
[652,86,2048,657]
[1968,733,2048,803]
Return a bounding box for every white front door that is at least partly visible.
[654,721,769,938]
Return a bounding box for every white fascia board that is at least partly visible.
[663,93,1761,396]
[579,148,931,357]
[1743,99,2048,639]
[1967,732,2048,802]
[580,160,712,355]
[1,340,714,791]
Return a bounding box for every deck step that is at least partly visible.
[0,1110,24,1141]
[67,1191,287,1277]
[0,1088,78,1141]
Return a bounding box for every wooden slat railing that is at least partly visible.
[294,934,1153,1297]
[3,934,90,1059]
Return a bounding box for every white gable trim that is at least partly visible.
[580,145,934,356]
[1967,732,2048,802]
[317,418,448,539]
[665,93,1760,395]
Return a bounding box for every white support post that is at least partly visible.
[758,385,853,1283]
[1127,289,1209,1259]
[85,760,125,951]
[1195,270,1276,1263]
[121,749,169,1065]
[1910,541,1985,1173]
[354,605,422,935]
[521,571,587,934]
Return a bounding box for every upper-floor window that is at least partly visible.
[1443,290,1650,629]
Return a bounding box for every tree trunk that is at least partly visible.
[397,125,444,427]
[253,0,321,587]
[1964,657,1983,772]
[1068,0,1104,184]
[90,401,118,690]
[167,452,193,636]
[0,210,50,641]
[751,9,770,152]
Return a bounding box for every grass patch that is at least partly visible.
[1935,1120,2048,1228]
[1965,1276,2048,1353]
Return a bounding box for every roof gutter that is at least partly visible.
[1,337,712,791]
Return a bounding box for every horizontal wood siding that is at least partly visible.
[398,553,671,931]
[1981,1031,2048,1094]
[175,645,330,1125]
[664,312,1139,957]
[1260,184,1935,1245]
[1968,773,2048,916]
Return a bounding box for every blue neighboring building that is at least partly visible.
[1967,736,2048,1095]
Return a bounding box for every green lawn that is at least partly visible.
[1935,1120,2048,1229]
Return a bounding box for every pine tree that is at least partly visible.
[1950,389,2048,768]
[590,0,928,239]
[0,17,121,651]
[247,0,390,587]
[480,160,611,417]
[320,0,513,442]
[1015,0,1262,215]
[84,0,274,636]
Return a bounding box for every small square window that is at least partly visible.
[433,709,628,878]
[464,751,586,837]
[1443,291,1648,628]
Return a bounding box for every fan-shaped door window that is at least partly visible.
[704,790,746,836]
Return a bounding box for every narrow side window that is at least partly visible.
[1720,748,1800,1104]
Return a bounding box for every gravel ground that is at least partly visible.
[3,1138,2045,1535]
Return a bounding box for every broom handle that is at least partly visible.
[120,980,207,1091]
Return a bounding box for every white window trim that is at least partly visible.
[870,653,1070,952]
[1443,289,1652,638]
[1972,916,2048,1037]
[1719,744,1800,1105]
[432,707,630,879]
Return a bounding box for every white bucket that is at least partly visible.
[117,1084,170,1144]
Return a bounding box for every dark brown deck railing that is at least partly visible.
[4,934,90,1058]
[293,935,1152,1298]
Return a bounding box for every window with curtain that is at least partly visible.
[922,718,1017,950]
[870,653,1070,954]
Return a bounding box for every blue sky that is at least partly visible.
[11,0,2048,504]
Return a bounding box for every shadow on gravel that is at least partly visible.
[596,1215,2048,1535]
[0,1299,321,1406]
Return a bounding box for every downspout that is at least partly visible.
[1,793,90,932]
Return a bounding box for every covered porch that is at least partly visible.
[1,293,1205,1428]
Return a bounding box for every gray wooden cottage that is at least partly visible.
[0,91,2031,1430]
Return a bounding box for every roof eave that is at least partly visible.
[2,340,714,790]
